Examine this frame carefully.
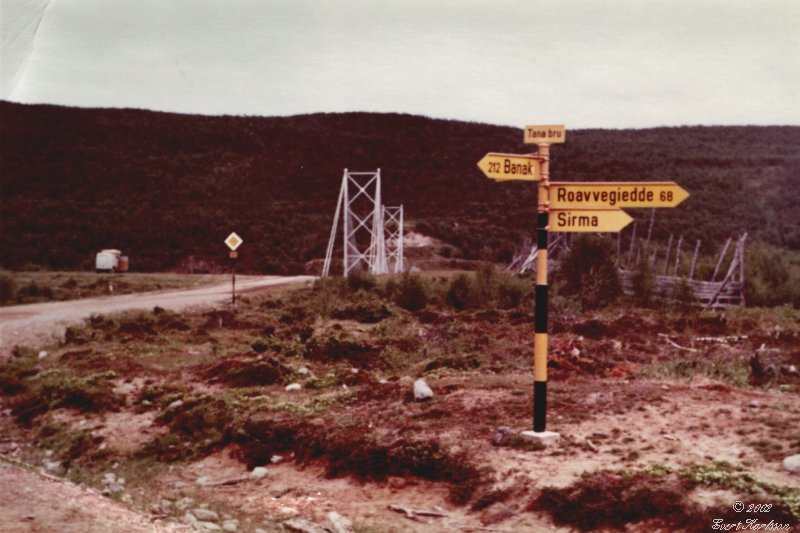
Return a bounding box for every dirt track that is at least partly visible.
[0,275,316,360]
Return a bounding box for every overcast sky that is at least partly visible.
[2,0,799,128]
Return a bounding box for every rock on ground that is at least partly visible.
[249,466,268,479]
[783,454,800,473]
[326,511,354,533]
[284,518,328,533]
[413,378,434,401]
[192,508,219,521]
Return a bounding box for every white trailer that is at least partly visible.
[95,249,129,273]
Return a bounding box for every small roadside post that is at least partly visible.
[224,232,243,307]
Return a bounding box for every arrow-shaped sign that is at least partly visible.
[477,152,543,182]
[550,181,689,209]
[550,209,634,233]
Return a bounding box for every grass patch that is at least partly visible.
[139,394,236,461]
[680,461,800,519]
[37,422,106,465]
[643,357,750,386]
[1,349,124,425]
[1,271,224,306]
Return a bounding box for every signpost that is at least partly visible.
[477,153,543,182]
[550,182,689,209]
[225,232,243,306]
[479,123,689,442]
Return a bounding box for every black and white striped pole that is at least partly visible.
[533,141,550,432]
[522,125,565,444]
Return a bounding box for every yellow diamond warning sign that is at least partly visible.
[225,232,243,251]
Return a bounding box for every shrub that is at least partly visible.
[532,470,696,530]
[346,269,377,292]
[631,256,656,308]
[559,236,621,309]
[669,278,697,313]
[395,273,428,311]
[446,273,477,310]
[746,241,800,308]
[474,264,499,305]
[496,272,531,309]
[0,272,16,303]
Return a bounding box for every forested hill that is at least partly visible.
[1,101,799,273]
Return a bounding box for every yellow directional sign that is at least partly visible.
[477,152,542,181]
[551,182,689,209]
[550,209,633,233]
[524,124,566,144]
[225,232,243,251]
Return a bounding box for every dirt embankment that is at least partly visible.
[1,276,798,532]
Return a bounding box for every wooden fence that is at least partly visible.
[509,227,747,310]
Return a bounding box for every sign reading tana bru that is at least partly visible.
[523,124,565,144]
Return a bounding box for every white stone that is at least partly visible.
[285,383,302,392]
[175,497,195,510]
[519,430,561,446]
[284,518,328,533]
[270,455,283,464]
[326,511,354,533]
[167,399,184,410]
[413,378,433,401]
[43,460,62,473]
[297,367,311,375]
[192,508,220,521]
[183,512,200,528]
[38,351,48,359]
[200,521,221,531]
[249,466,268,479]
[222,519,238,532]
[196,476,210,486]
[783,454,800,473]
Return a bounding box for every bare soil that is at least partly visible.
[1,277,798,532]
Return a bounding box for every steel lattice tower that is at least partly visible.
[382,206,404,274]
[323,169,384,277]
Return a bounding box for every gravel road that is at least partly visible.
[0,274,315,360]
